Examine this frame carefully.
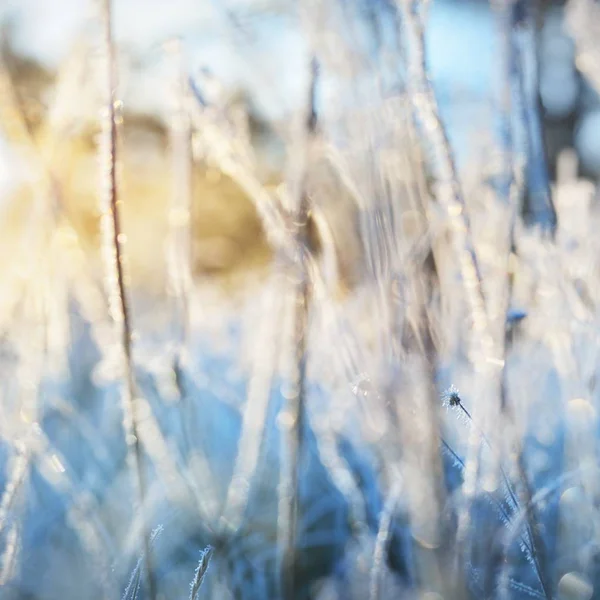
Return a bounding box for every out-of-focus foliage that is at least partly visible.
[1,1,600,600]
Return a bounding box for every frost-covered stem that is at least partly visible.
[186,80,293,259]
[457,403,519,512]
[278,58,318,600]
[0,522,18,585]
[398,0,494,370]
[278,212,309,600]
[513,0,557,233]
[499,466,588,599]
[440,439,529,553]
[98,2,155,598]
[167,42,193,361]
[454,401,551,598]
[122,525,163,600]
[495,0,527,407]
[220,270,283,533]
[493,0,519,214]
[189,546,213,600]
[441,437,552,600]
[0,448,27,542]
[515,453,552,599]
[492,6,551,596]
[397,0,498,554]
[368,481,403,600]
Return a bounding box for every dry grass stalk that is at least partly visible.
[167,41,194,361]
[397,2,502,566]
[277,58,319,600]
[98,1,155,598]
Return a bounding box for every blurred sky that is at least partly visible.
[0,0,597,174]
[0,0,494,116]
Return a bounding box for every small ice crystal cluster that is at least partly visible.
[442,385,461,409]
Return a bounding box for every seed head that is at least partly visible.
[442,385,461,408]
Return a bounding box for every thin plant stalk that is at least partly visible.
[492,0,522,309]
[396,2,503,568]
[306,259,371,534]
[368,480,403,600]
[484,7,522,592]
[189,546,213,600]
[98,1,155,598]
[122,526,163,600]
[0,54,110,574]
[277,58,319,600]
[278,262,309,600]
[0,443,29,585]
[492,3,551,597]
[448,397,551,599]
[220,270,284,533]
[0,522,19,585]
[396,0,496,391]
[0,449,27,539]
[186,78,293,259]
[512,0,557,233]
[167,40,194,364]
[442,437,550,599]
[514,452,552,599]
[498,465,593,598]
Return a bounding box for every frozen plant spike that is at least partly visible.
[441,385,461,409]
[189,546,214,600]
[122,525,164,600]
[97,0,155,598]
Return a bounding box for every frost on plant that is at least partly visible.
[441,384,462,409]
[0,0,597,599]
